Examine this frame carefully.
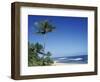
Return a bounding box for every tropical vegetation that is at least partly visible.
[28,20,55,66]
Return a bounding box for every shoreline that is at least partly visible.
[52,61,87,66]
[52,61,73,66]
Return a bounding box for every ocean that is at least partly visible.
[52,55,88,64]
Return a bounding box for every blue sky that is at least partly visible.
[28,15,88,57]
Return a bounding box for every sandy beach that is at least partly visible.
[52,61,70,66]
[52,61,85,66]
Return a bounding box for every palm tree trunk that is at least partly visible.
[43,34,46,53]
[42,34,46,65]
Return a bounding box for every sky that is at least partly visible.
[28,15,88,57]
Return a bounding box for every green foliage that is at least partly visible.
[34,20,55,35]
[28,42,41,66]
[43,52,54,65]
[28,20,55,66]
[28,42,54,66]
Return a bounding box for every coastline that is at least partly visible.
[52,61,87,66]
[52,61,72,66]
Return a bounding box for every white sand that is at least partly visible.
[52,61,69,66]
[52,61,83,66]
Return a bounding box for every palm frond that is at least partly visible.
[34,20,56,34]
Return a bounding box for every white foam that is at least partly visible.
[69,58,82,61]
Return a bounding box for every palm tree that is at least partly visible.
[34,20,55,65]
[34,20,55,54]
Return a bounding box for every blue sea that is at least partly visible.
[52,55,88,64]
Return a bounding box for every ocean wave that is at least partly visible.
[68,58,82,61]
[59,57,67,60]
[53,55,88,64]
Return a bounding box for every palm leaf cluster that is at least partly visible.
[34,20,55,35]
